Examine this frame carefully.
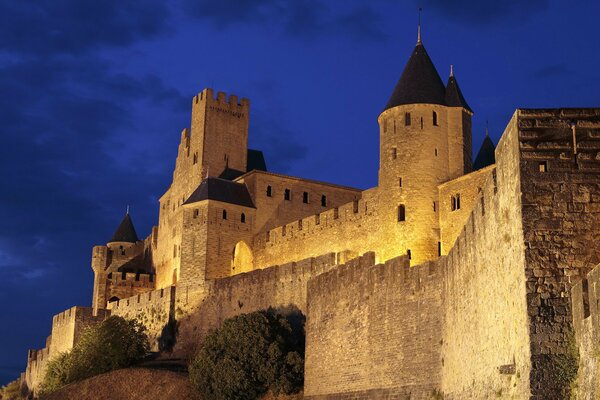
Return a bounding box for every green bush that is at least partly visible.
[189,309,305,400]
[39,316,149,395]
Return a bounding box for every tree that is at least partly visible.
[189,308,305,400]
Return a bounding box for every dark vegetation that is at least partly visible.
[189,308,305,400]
[39,316,149,396]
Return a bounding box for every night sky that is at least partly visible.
[1,0,599,385]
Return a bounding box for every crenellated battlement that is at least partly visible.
[255,196,374,251]
[192,88,250,111]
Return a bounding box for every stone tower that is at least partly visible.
[154,89,251,288]
[377,34,472,264]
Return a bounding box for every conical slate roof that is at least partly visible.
[473,135,496,170]
[445,75,472,112]
[184,177,255,208]
[384,42,447,111]
[109,213,139,243]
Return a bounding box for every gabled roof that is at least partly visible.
[384,42,447,111]
[184,177,255,208]
[109,213,139,243]
[473,135,496,170]
[445,74,472,112]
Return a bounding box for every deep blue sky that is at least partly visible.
[1,0,599,385]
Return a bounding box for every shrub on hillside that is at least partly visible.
[0,379,29,400]
[189,308,305,400]
[39,316,149,395]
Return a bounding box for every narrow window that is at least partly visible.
[539,161,548,172]
[383,119,387,133]
[480,196,485,215]
[333,207,339,219]
[392,147,397,160]
[451,196,456,211]
[397,204,406,222]
[438,242,442,257]
[193,152,198,164]
[407,249,412,260]
[241,213,246,223]
[434,148,438,157]
[433,201,437,212]
[321,195,327,207]
[393,119,397,134]
[420,117,424,129]
[405,112,411,126]
[266,185,272,197]
[456,194,461,210]
[282,225,286,236]
[222,209,227,219]
[303,192,309,204]
[284,188,291,201]
[353,200,359,213]
[193,209,199,218]
[433,111,438,126]
[298,219,303,230]
[266,231,270,242]
[173,245,177,258]
[399,177,402,188]
[583,278,591,318]
[315,214,321,225]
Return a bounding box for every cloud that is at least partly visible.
[0,0,171,56]
[182,0,387,40]
[416,0,550,24]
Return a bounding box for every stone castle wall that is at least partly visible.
[25,307,108,391]
[572,264,600,399]
[174,252,339,357]
[438,164,494,254]
[304,256,443,399]
[109,286,176,351]
[441,113,530,399]
[517,109,600,398]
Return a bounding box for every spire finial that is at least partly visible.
[450,64,454,77]
[417,7,422,44]
[485,120,489,137]
[126,205,130,214]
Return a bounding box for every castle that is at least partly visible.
[20,32,600,399]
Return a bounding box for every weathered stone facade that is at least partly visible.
[20,35,600,400]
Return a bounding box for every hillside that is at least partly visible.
[41,368,201,400]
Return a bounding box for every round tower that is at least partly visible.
[377,34,472,265]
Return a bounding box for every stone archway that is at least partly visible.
[231,241,254,275]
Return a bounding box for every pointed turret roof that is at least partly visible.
[109,212,139,243]
[473,135,496,170]
[384,41,447,111]
[445,69,472,112]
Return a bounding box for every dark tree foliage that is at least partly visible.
[189,308,305,400]
[39,316,149,395]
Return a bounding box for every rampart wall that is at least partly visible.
[253,188,382,268]
[25,307,108,391]
[572,264,600,398]
[441,113,530,399]
[517,108,600,398]
[304,256,443,399]
[174,252,339,357]
[303,113,531,399]
[109,286,176,351]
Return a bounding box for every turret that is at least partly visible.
[107,211,139,253]
[376,30,473,265]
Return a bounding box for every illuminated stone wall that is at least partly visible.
[304,256,443,399]
[572,264,600,399]
[438,164,494,254]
